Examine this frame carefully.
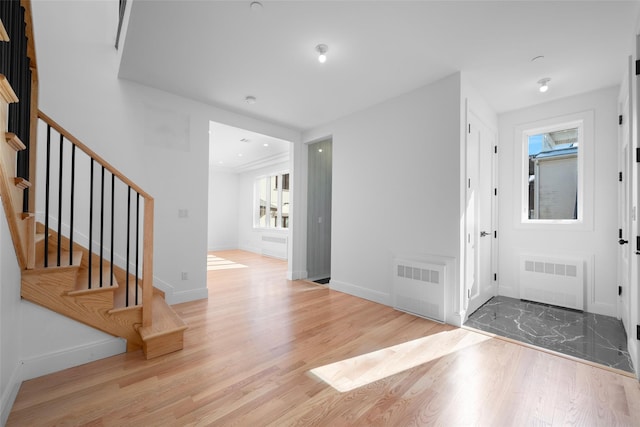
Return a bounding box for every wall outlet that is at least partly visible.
[181,272,188,280]
[178,209,189,218]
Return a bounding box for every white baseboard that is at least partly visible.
[21,337,126,381]
[207,245,238,252]
[0,361,22,426]
[329,279,391,306]
[169,287,209,305]
[153,276,208,305]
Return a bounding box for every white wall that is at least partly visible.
[208,169,239,251]
[32,0,299,304]
[497,87,619,316]
[238,161,290,258]
[0,210,22,426]
[302,73,462,324]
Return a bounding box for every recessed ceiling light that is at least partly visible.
[318,148,323,153]
[263,143,269,147]
[245,96,257,104]
[238,153,243,157]
[316,44,328,63]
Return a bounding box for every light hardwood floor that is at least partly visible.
[8,250,640,426]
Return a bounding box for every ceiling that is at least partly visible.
[119,1,640,166]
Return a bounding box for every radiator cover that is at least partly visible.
[393,258,446,322]
[519,254,585,311]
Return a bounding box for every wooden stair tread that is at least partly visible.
[5,132,26,151]
[34,248,82,270]
[35,232,46,244]
[70,264,119,295]
[112,276,143,309]
[138,294,187,341]
[0,74,18,103]
[0,19,8,42]
[14,177,31,190]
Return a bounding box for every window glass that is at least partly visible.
[255,172,290,229]
[527,127,579,220]
[258,177,267,227]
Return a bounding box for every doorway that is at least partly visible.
[306,138,332,283]
[207,121,292,268]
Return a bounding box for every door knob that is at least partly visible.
[619,239,629,245]
[480,231,490,237]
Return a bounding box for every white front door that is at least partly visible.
[618,56,632,334]
[465,110,497,316]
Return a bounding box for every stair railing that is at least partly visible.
[37,110,154,326]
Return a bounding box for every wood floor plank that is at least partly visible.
[7,250,640,426]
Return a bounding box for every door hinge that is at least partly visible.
[468,124,471,133]
[494,273,497,281]
[619,228,623,239]
[468,178,471,188]
[635,59,640,76]
[619,285,623,296]
[494,230,497,238]
[619,171,623,182]
[637,325,640,340]
[494,188,497,196]
[636,147,640,163]
[637,236,640,252]
[619,115,623,125]
[467,289,471,299]
[494,145,498,154]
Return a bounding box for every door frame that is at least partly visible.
[463,101,498,319]
[618,55,633,336]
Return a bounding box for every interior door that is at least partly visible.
[618,56,632,334]
[306,138,332,281]
[465,111,497,316]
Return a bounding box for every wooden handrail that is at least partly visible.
[37,110,153,200]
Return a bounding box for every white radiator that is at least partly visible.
[393,258,446,322]
[261,235,288,260]
[519,254,585,311]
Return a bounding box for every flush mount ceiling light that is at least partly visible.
[316,44,328,63]
[250,2,263,12]
[538,78,551,93]
[245,95,257,104]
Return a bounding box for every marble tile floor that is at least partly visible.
[464,295,634,373]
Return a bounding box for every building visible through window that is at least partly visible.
[256,172,289,228]
[527,127,578,220]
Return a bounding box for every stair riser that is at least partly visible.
[22,269,79,293]
[22,279,144,350]
[142,330,185,360]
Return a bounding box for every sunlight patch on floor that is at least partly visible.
[309,328,490,392]
[207,255,248,271]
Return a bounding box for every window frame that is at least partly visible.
[254,170,290,230]
[514,110,594,231]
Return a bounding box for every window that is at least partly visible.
[255,172,289,228]
[516,110,593,230]
[527,126,579,220]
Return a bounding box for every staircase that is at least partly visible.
[0,2,187,359]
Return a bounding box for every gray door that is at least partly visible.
[307,139,332,281]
